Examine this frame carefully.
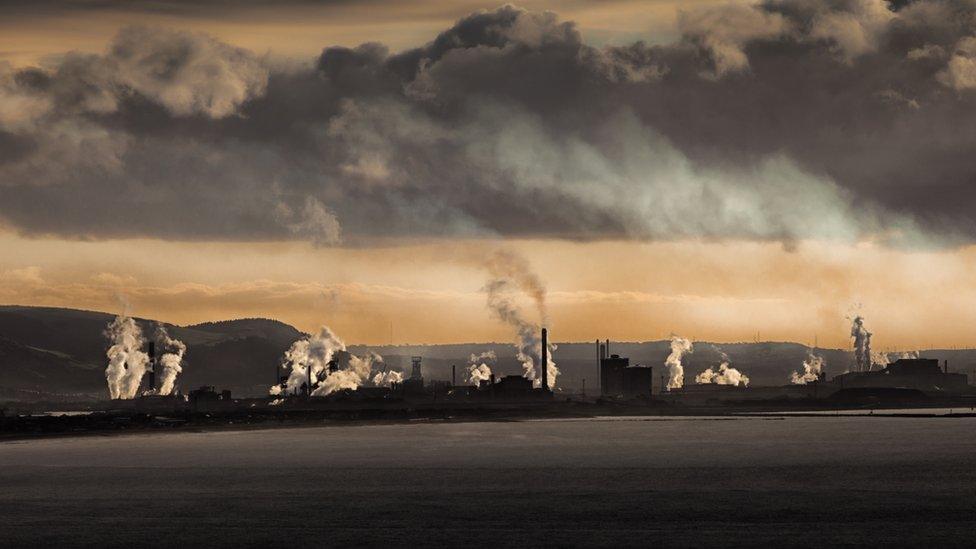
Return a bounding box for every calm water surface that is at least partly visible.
[2,416,975,547]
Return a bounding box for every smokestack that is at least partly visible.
[541,328,549,391]
[306,361,312,397]
[605,338,610,356]
[147,340,156,392]
[945,359,949,374]
[452,364,456,386]
[599,343,606,361]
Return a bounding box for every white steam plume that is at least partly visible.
[790,352,824,384]
[864,350,917,372]
[467,350,496,386]
[104,314,150,399]
[315,351,381,395]
[274,329,399,396]
[274,325,346,395]
[665,335,693,389]
[482,250,558,388]
[695,351,750,386]
[153,324,186,396]
[372,368,404,387]
[850,315,873,371]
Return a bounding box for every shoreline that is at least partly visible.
[4,401,976,443]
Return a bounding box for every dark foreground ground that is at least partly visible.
[2,416,975,548]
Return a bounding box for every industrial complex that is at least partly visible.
[94,328,976,416]
[6,319,976,441]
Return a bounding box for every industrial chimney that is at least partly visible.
[306,362,312,397]
[411,356,423,380]
[541,328,549,391]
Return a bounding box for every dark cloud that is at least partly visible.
[2,1,976,246]
[0,1,363,18]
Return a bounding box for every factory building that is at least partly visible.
[401,356,426,394]
[597,339,653,399]
[833,358,969,394]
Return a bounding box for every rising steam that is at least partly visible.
[695,350,750,386]
[153,324,186,396]
[274,327,401,396]
[467,350,496,386]
[665,335,693,389]
[850,315,873,371]
[485,250,548,323]
[482,250,558,388]
[104,314,149,399]
[372,368,404,387]
[315,351,382,395]
[274,325,347,395]
[790,352,824,384]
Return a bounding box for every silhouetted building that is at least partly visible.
[621,366,653,399]
[832,358,968,394]
[189,386,223,403]
[601,348,654,398]
[601,354,629,396]
[428,380,452,394]
[493,375,534,398]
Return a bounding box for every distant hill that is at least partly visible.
[180,318,304,347]
[2,305,975,401]
[0,306,303,400]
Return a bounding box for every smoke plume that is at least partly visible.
[275,328,400,396]
[372,368,404,388]
[315,351,382,395]
[482,250,558,388]
[485,250,548,324]
[695,351,750,386]
[275,325,346,395]
[791,352,825,384]
[466,350,496,386]
[665,335,693,389]
[850,315,873,371]
[153,324,186,396]
[871,350,890,369]
[103,314,149,399]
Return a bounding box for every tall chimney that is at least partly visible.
[605,338,610,356]
[452,364,456,386]
[147,340,156,393]
[306,362,312,397]
[541,328,549,391]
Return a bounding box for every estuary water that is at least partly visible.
[2,416,975,547]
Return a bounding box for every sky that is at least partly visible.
[2,0,976,348]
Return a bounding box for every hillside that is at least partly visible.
[2,305,975,401]
[0,306,302,400]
